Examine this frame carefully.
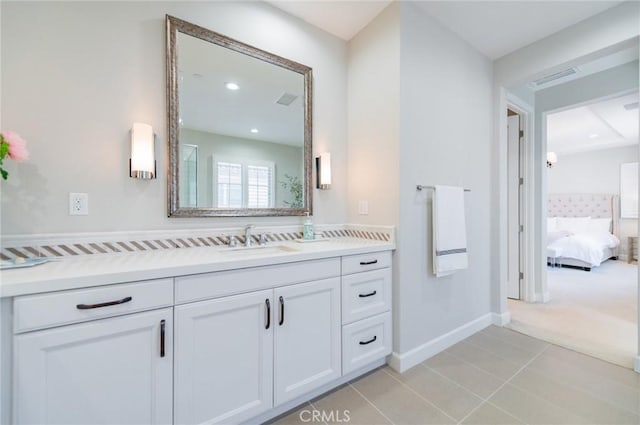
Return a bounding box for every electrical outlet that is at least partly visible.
[358,200,369,215]
[69,193,89,215]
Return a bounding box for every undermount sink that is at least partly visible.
[222,244,299,255]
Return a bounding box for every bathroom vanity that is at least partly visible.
[0,238,393,424]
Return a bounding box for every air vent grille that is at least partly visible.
[532,67,579,86]
[276,93,298,106]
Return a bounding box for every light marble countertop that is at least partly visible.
[0,238,395,298]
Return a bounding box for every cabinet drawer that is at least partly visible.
[342,312,391,375]
[14,278,173,333]
[175,258,340,304]
[341,251,391,275]
[342,268,391,324]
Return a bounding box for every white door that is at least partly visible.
[507,113,522,299]
[14,308,173,425]
[174,290,273,425]
[274,278,341,405]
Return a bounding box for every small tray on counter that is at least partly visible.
[1,258,49,270]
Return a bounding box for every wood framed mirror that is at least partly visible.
[166,15,313,217]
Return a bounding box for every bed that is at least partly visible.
[547,194,620,271]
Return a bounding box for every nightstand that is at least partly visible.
[628,236,638,263]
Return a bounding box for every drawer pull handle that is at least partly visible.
[265,299,271,329]
[360,260,378,265]
[359,336,377,345]
[359,290,377,298]
[160,319,166,358]
[279,296,285,326]
[76,296,132,310]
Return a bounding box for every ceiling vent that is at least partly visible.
[531,67,580,87]
[276,93,298,106]
[623,101,639,110]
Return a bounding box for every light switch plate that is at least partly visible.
[69,193,89,215]
[358,200,369,215]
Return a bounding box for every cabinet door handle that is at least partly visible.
[358,290,377,298]
[359,336,377,345]
[76,296,132,310]
[279,296,285,326]
[359,260,378,265]
[160,319,166,358]
[265,299,271,329]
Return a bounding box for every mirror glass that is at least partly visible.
[167,16,313,217]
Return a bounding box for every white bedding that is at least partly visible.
[547,231,620,267]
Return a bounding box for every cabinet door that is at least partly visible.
[274,278,341,405]
[174,290,273,425]
[14,308,172,425]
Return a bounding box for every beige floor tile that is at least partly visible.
[481,325,549,354]
[423,351,505,399]
[446,341,522,380]
[267,403,312,425]
[489,384,591,424]
[311,383,391,425]
[543,344,640,390]
[464,332,539,367]
[461,402,524,425]
[351,367,455,424]
[510,367,640,424]
[384,365,483,420]
[529,352,640,414]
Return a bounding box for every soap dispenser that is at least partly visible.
[303,212,314,240]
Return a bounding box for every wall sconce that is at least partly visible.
[546,151,557,168]
[316,152,331,190]
[130,122,156,179]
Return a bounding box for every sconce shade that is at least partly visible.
[316,152,331,190]
[130,122,156,179]
[546,151,557,168]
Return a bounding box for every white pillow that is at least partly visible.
[547,217,557,232]
[555,216,591,234]
[588,218,612,234]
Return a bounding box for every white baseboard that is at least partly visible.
[388,313,493,373]
[535,291,550,303]
[634,355,640,374]
[492,311,511,326]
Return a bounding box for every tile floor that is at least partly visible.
[268,326,640,425]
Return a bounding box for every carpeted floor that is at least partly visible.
[507,260,638,368]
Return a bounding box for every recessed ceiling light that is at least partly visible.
[225,82,239,90]
[250,128,259,133]
[588,133,599,139]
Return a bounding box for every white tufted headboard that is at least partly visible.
[548,193,619,235]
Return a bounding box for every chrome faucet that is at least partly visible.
[244,225,255,247]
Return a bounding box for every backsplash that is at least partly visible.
[0,225,394,260]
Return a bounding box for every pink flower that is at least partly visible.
[1,130,29,161]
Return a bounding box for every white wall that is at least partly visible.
[0,1,348,235]
[548,146,639,255]
[396,2,493,355]
[348,2,493,358]
[347,2,400,227]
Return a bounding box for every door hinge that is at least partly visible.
[519,177,524,185]
[519,130,524,138]
[520,225,524,232]
[519,272,524,280]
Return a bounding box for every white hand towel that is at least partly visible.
[433,185,468,277]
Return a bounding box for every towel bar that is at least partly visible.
[416,185,471,192]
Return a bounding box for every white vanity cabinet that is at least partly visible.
[340,252,393,375]
[13,279,174,425]
[173,263,341,425]
[174,290,274,425]
[274,278,341,405]
[4,245,394,425]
